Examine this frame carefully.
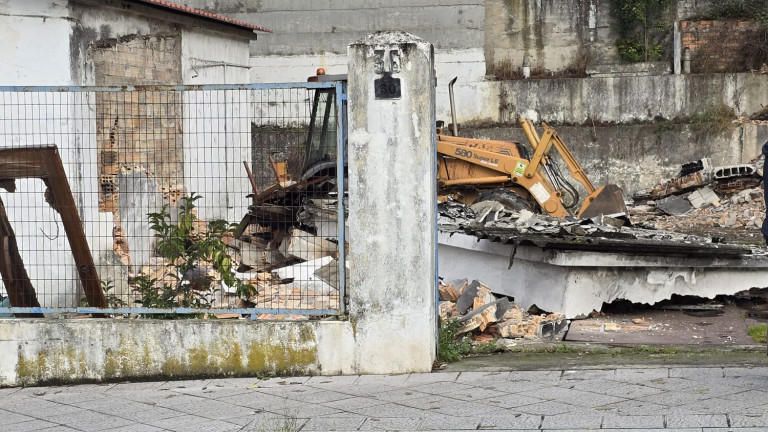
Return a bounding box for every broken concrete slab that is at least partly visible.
[313,258,348,290]
[656,195,693,216]
[276,256,334,284]
[278,228,337,261]
[439,231,768,318]
[634,168,712,201]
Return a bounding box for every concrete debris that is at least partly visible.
[634,170,712,201]
[438,199,716,245]
[212,163,349,319]
[687,186,720,209]
[656,195,693,216]
[631,185,766,245]
[714,164,757,180]
[441,278,567,343]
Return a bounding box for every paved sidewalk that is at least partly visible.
[3,366,768,431]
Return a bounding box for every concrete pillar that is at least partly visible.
[673,21,681,75]
[682,47,691,74]
[347,32,437,373]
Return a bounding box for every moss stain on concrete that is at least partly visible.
[16,347,90,386]
[15,323,320,385]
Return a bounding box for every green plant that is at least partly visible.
[133,193,256,312]
[438,318,471,362]
[101,280,126,308]
[689,102,736,135]
[471,340,502,355]
[748,323,767,343]
[258,416,301,432]
[694,0,768,28]
[612,0,672,62]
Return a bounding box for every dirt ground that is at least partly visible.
[445,298,768,371]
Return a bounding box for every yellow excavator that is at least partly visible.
[302,71,627,219]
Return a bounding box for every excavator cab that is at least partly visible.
[302,70,347,180]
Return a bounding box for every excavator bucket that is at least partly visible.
[576,184,628,219]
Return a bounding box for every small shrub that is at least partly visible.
[689,102,735,134]
[133,193,256,314]
[748,323,767,343]
[741,30,768,71]
[101,280,126,308]
[693,0,768,28]
[438,318,471,362]
[612,0,672,63]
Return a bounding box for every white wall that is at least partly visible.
[250,48,489,127]
[181,29,252,223]
[0,1,256,308]
[181,28,251,85]
[0,0,72,85]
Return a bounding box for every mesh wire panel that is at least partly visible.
[0,84,345,318]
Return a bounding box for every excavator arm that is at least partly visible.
[519,119,627,218]
[436,134,571,217]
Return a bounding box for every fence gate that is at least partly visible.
[0,82,347,319]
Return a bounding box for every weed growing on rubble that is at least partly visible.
[438,319,471,362]
[748,324,767,343]
[132,193,256,313]
[471,340,502,355]
[689,103,736,135]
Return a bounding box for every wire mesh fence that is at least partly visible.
[0,83,346,318]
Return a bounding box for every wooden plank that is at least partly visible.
[42,147,106,309]
[0,146,50,179]
[242,161,260,195]
[0,196,42,317]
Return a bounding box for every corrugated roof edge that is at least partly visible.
[130,0,271,33]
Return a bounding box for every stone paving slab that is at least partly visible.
[5,366,768,431]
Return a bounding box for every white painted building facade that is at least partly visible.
[0,0,264,306]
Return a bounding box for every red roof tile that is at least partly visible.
[131,0,271,33]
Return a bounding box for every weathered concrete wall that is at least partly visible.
[185,0,483,55]
[484,0,618,72]
[181,28,252,84]
[0,319,356,387]
[463,123,768,196]
[347,32,437,373]
[676,0,718,20]
[472,73,768,125]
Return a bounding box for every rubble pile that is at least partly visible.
[630,156,766,244]
[439,198,717,245]
[439,278,566,347]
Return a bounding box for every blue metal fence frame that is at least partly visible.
[0,82,347,319]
